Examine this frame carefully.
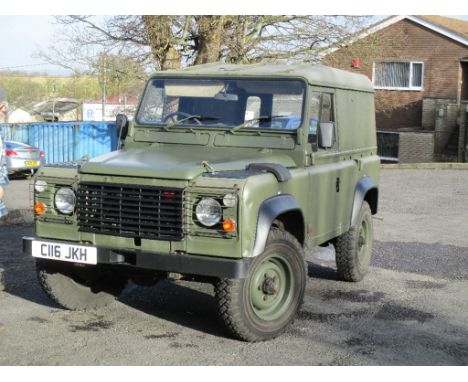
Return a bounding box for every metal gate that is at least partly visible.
[0,122,117,164]
[377,131,399,162]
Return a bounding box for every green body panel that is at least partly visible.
[335,89,377,152]
[32,63,380,268]
[240,171,309,257]
[80,144,298,180]
[162,63,374,92]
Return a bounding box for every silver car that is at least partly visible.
[4,140,45,175]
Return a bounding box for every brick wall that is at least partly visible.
[398,131,434,163]
[323,18,468,131]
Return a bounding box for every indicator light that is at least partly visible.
[34,202,46,215]
[223,218,236,232]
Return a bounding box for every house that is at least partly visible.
[0,103,6,123]
[322,15,468,163]
[32,98,81,122]
[8,108,33,123]
[0,89,6,123]
[82,95,138,122]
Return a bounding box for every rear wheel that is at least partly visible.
[215,228,307,342]
[36,260,127,310]
[335,201,374,282]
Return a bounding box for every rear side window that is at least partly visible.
[308,92,321,138]
[308,92,335,144]
[320,93,334,123]
[5,142,25,149]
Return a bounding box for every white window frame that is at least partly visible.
[372,61,424,91]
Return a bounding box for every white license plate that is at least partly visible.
[32,241,97,265]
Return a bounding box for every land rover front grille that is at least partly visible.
[77,183,184,241]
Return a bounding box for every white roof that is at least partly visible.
[8,108,33,123]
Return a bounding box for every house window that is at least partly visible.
[373,61,424,90]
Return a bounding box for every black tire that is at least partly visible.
[215,228,307,342]
[36,259,127,311]
[335,201,374,282]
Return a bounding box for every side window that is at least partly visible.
[319,93,336,149]
[308,92,320,140]
[245,96,261,125]
[320,93,334,123]
[308,92,335,147]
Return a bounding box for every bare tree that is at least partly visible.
[38,15,373,72]
[223,16,373,64]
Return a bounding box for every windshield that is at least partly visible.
[136,78,306,131]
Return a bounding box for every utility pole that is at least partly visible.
[52,84,56,122]
[101,54,107,121]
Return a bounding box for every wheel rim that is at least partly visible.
[249,254,294,321]
[357,217,372,268]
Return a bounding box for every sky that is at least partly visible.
[0,8,467,76]
[0,16,66,75]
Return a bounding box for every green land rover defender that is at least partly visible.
[24,63,379,342]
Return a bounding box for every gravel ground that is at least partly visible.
[373,169,468,247]
[0,169,468,365]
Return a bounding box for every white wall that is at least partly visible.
[82,103,136,121]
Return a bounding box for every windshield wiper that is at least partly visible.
[163,115,220,131]
[230,115,288,133]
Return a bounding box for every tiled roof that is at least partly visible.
[418,15,468,39]
[322,15,468,56]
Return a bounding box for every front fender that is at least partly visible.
[252,194,303,257]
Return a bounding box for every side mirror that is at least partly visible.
[116,114,129,148]
[318,122,334,149]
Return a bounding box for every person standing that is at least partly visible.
[0,132,9,219]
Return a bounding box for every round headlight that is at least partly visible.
[34,180,48,193]
[223,193,237,207]
[54,187,76,215]
[195,198,222,227]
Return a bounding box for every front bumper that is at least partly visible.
[23,236,250,279]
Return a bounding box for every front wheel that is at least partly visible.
[215,228,307,342]
[36,260,127,311]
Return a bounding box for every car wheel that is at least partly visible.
[36,259,127,311]
[335,201,374,282]
[215,228,307,342]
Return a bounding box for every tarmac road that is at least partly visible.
[0,169,467,365]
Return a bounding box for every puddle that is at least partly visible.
[405,280,447,290]
[322,290,386,303]
[297,309,370,323]
[69,320,114,332]
[169,342,199,349]
[61,312,114,332]
[28,317,49,324]
[145,332,179,340]
[374,303,434,323]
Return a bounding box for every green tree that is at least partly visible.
[90,53,146,98]
[0,74,46,110]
